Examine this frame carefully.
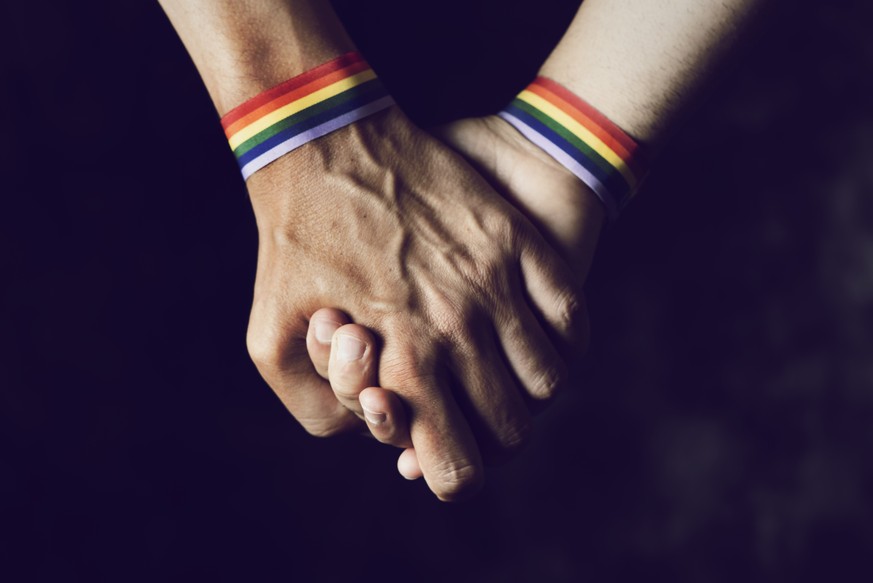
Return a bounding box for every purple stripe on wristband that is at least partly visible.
[240,95,396,180]
[498,111,620,219]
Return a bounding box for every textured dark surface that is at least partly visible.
[2,1,873,581]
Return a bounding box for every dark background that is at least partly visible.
[2,0,873,581]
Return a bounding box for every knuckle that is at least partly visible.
[331,376,364,401]
[483,207,519,241]
[426,298,490,345]
[554,289,583,333]
[433,462,484,502]
[420,290,470,337]
[299,417,346,439]
[380,349,437,389]
[530,363,567,400]
[432,305,471,339]
[470,259,508,298]
[499,210,527,246]
[375,424,405,447]
[246,327,288,368]
[329,354,373,394]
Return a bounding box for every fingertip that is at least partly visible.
[359,386,389,421]
[309,308,350,344]
[361,387,411,448]
[360,386,401,418]
[397,448,423,480]
[327,325,380,415]
[331,323,377,363]
[379,346,484,501]
[306,309,350,379]
[433,467,485,503]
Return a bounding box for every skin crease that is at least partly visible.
[161,0,764,499]
[246,106,585,500]
[434,116,605,277]
[308,0,766,482]
[159,0,590,501]
[307,114,606,478]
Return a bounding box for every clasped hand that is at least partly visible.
[246,107,604,501]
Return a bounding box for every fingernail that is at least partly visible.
[314,320,337,344]
[337,334,366,361]
[363,406,387,426]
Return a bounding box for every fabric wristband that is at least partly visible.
[220,51,395,180]
[499,76,646,220]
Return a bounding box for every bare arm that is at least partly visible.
[158,0,354,114]
[541,0,763,146]
[157,0,585,501]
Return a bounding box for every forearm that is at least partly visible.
[158,0,355,115]
[541,0,763,146]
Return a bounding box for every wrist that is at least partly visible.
[222,53,396,181]
[481,114,605,267]
[498,76,646,221]
[208,33,357,116]
[247,105,409,205]
[209,47,354,117]
[159,0,356,115]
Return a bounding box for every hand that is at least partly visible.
[433,115,606,277]
[305,114,607,480]
[245,107,584,500]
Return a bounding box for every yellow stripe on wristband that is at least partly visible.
[228,69,377,150]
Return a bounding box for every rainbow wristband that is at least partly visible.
[499,77,646,220]
[221,52,395,180]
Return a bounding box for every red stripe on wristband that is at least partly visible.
[220,51,365,130]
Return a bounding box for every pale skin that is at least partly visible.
[307,0,765,478]
[159,0,590,500]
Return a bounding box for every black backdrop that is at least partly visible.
[3,1,873,581]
